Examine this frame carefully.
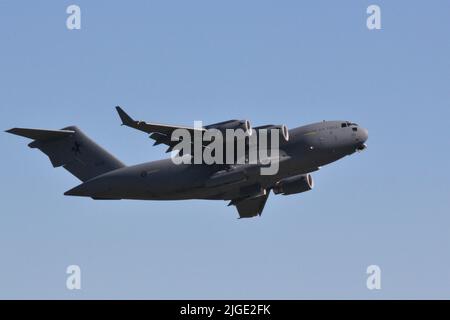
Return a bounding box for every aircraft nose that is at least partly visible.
[355,127,368,151]
[361,127,369,142]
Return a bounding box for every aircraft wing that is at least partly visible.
[116,106,205,153]
[229,190,270,218]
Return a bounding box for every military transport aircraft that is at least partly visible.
[6,107,368,218]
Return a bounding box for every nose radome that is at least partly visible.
[361,128,369,142]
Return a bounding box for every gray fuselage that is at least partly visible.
[65,120,368,201]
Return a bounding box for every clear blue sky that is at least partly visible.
[0,0,449,299]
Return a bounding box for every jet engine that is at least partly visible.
[205,119,252,136]
[273,174,313,195]
[255,124,289,143]
[273,125,289,142]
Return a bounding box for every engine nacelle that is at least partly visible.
[206,119,252,136]
[255,124,289,143]
[274,125,289,142]
[273,174,314,195]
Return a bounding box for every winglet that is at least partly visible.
[115,106,135,126]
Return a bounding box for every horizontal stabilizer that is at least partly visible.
[6,128,75,141]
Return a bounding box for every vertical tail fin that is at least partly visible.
[6,126,125,182]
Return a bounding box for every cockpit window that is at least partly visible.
[343,122,359,128]
[352,127,358,132]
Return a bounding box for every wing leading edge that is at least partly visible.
[116,106,205,152]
